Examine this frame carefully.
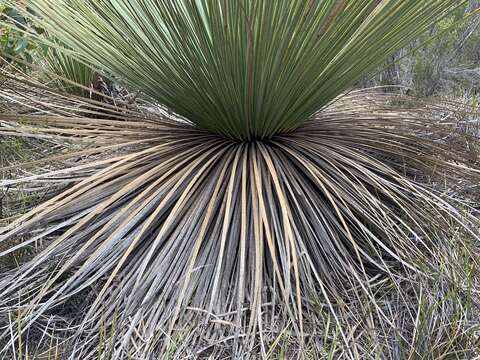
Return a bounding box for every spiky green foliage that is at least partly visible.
[42,45,98,97]
[1,1,479,359]
[20,0,467,140]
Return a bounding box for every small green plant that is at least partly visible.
[40,37,119,100]
[42,44,101,98]
[0,6,44,72]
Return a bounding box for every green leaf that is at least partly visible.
[23,50,32,64]
[13,37,27,53]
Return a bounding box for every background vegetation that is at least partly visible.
[362,1,480,99]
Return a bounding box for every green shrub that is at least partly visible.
[0,6,43,72]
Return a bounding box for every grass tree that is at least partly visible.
[0,1,479,358]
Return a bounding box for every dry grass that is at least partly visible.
[0,86,479,359]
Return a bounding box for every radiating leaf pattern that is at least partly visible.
[1,88,478,357]
[1,0,479,358]
[17,0,466,139]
